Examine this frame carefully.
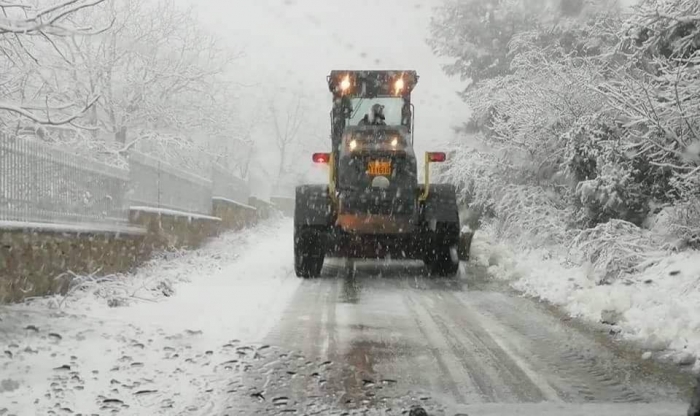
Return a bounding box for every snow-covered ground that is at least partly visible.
[0,218,300,415]
[471,230,700,373]
[2,215,698,414]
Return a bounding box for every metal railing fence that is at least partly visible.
[0,134,129,226]
[1,134,248,227]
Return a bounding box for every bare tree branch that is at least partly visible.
[270,95,305,182]
[0,95,99,125]
[0,0,107,35]
[0,2,30,9]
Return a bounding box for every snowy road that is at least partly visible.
[243,260,692,415]
[0,219,695,415]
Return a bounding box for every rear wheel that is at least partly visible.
[426,244,459,277]
[294,226,325,278]
[424,222,460,277]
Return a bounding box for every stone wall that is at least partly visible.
[0,226,148,303]
[0,201,261,304]
[128,209,222,250]
[249,196,276,220]
[212,198,258,230]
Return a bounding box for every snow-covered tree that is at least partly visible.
[0,0,106,130]
[428,0,623,88]
[69,0,240,140]
[2,0,251,173]
[434,0,700,281]
[269,95,305,184]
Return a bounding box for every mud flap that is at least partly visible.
[458,230,473,261]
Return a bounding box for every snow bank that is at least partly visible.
[472,229,700,371]
[0,218,300,415]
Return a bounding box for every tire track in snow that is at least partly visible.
[403,283,565,403]
[457,289,679,403]
[232,258,689,412]
[421,290,562,402]
[400,290,477,404]
[258,261,343,404]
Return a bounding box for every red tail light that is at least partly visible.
[428,152,446,162]
[312,152,330,164]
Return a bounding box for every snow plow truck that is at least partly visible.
[293,70,463,278]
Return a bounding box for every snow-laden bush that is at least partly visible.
[563,117,644,226]
[491,185,573,250]
[441,146,573,249]
[570,219,664,284]
[445,140,679,284]
[649,201,700,249]
[440,146,503,212]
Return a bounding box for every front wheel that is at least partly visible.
[294,226,325,278]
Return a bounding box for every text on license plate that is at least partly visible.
[367,160,392,176]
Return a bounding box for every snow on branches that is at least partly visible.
[0,0,107,129]
[1,0,250,175]
[435,0,700,283]
[624,0,700,60]
[0,0,108,36]
[570,219,663,285]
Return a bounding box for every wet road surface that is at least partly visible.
[224,260,693,415]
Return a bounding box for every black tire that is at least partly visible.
[425,244,459,277]
[420,184,461,277]
[294,226,325,278]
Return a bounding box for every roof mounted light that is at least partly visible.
[394,78,405,94]
[328,71,419,97]
[340,76,351,92]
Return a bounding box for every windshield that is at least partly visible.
[348,97,404,126]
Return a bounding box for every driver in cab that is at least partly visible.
[359,103,386,126]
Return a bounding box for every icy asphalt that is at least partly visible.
[0,218,695,415]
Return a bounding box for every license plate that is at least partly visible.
[367,160,391,176]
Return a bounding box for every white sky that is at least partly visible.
[176,0,470,196]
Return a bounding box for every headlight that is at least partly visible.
[340,76,351,91]
[391,137,399,147]
[349,139,358,151]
